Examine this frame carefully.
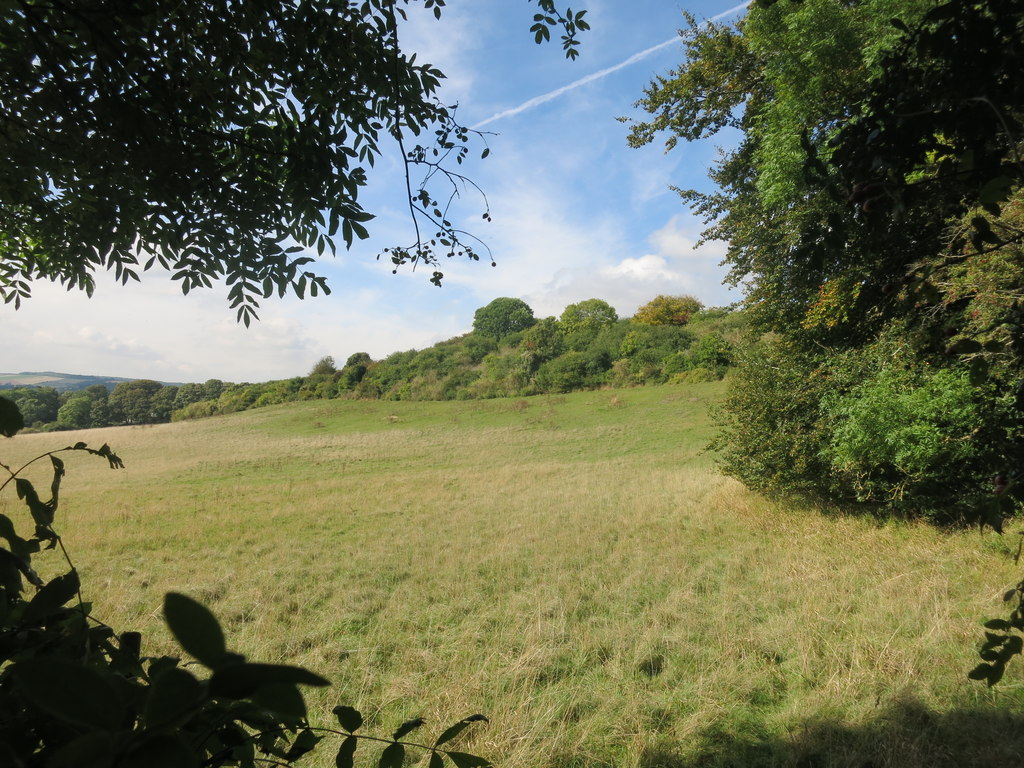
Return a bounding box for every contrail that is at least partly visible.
[472,1,751,130]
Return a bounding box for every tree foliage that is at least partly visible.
[632,0,1024,522]
[0,0,588,324]
[633,295,703,326]
[559,298,619,351]
[471,297,536,340]
[108,379,165,425]
[155,300,738,410]
[7,301,742,430]
[308,356,337,378]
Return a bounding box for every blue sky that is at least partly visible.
[1,0,748,383]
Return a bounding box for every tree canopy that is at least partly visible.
[472,297,536,340]
[0,0,588,323]
[559,298,618,335]
[633,295,703,326]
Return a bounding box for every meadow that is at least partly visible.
[3,382,1024,767]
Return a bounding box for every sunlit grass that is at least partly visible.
[2,382,1022,767]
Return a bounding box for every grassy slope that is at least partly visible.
[3,382,1024,767]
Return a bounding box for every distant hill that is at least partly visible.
[0,371,141,392]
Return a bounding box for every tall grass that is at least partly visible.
[2,382,1022,767]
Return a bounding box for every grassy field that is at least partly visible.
[3,382,1024,767]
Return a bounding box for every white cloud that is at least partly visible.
[519,213,739,318]
[398,3,480,104]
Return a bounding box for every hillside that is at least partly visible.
[5,382,1023,767]
[2,299,747,433]
[0,370,142,391]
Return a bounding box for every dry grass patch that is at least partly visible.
[2,384,1023,767]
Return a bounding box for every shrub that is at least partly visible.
[172,399,220,422]
[690,332,734,373]
[822,367,984,513]
[715,336,832,498]
[670,367,719,384]
[535,351,591,393]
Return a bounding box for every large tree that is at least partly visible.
[629,0,1024,522]
[0,0,588,323]
[633,294,702,326]
[472,297,536,340]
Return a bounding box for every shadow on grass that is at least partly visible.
[551,698,1024,768]
[638,699,1024,768]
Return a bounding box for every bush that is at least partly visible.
[715,336,832,498]
[535,351,591,393]
[669,367,719,384]
[690,332,734,373]
[718,331,1015,523]
[172,399,220,421]
[822,367,984,513]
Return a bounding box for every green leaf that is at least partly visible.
[334,704,363,732]
[209,662,330,698]
[22,569,80,623]
[163,592,228,668]
[48,731,115,768]
[0,396,24,437]
[0,513,35,558]
[336,735,358,768]
[378,742,405,768]
[15,478,53,527]
[144,667,204,729]
[14,657,125,730]
[120,733,199,768]
[430,752,445,768]
[0,549,40,592]
[394,717,425,740]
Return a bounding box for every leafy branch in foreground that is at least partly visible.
[0,1,588,324]
[0,396,491,767]
[970,490,1024,689]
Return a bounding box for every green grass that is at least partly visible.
[3,382,1024,767]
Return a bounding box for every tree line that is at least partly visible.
[9,295,743,431]
[177,295,741,420]
[4,379,230,431]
